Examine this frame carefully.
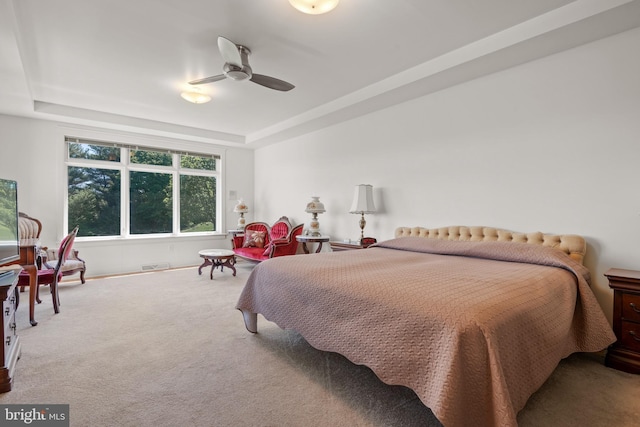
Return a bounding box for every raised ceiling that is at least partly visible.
[1,0,639,148]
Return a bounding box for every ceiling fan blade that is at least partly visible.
[218,36,242,67]
[250,74,295,91]
[189,74,226,85]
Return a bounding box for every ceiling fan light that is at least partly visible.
[289,0,339,15]
[180,91,211,104]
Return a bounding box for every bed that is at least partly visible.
[236,226,616,427]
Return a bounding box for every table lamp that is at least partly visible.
[305,196,325,236]
[349,184,376,243]
[233,199,248,229]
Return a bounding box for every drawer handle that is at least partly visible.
[4,307,9,316]
[10,322,16,331]
[630,303,640,313]
[5,336,10,346]
[630,331,640,342]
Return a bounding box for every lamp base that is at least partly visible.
[306,212,322,237]
[358,213,367,241]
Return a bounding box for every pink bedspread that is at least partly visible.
[236,238,615,427]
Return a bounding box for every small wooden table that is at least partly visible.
[296,235,330,254]
[198,249,236,279]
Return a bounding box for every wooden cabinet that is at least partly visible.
[330,241,365,251]
[0,270,21,392]
[330,239,375,252]
[605,268,640,374]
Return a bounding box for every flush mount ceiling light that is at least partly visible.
[289,0,339,15]
[180,89,211,104]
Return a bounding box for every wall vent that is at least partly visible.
[141,262,170,271]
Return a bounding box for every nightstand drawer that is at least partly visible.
[622,293,640,323]
[621,320,640,353]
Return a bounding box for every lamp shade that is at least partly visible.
[349,184,376,214]
[233,199,248,213]
[305,196,325,213]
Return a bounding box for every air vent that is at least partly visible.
[141,262,170,271]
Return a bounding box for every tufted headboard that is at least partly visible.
[394,226,587,264]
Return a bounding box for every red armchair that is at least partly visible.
[232,216,303,262]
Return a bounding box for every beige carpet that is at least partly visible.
[1,261,638,427]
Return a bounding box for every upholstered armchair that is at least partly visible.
[17,212,43,295]
[42,246,86,284]
[231,216,303,262]
[265,223,304,258]
[18,211,42,259]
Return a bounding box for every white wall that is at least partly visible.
[254,27,640,323]
[0,115,254,277]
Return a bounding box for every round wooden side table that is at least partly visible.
[296,235,330,254]
[198,249,236,279]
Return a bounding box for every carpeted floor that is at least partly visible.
[0,262,638,426]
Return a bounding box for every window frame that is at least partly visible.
[65,137,223,241]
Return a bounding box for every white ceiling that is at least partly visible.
[1,0,640,148]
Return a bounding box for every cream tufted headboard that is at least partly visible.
[394,226,587,264]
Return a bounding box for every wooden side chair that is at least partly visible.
[17,227,78,326]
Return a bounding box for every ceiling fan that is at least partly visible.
[189,36,295,92]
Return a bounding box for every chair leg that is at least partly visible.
[51,278,60,314]
[80,269,86,284]
[35,284,42,304]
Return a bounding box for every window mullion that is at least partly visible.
[122,148,130,238]
[173,166,180,234]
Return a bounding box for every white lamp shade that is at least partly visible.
[305,196,326,213]
[233,199,248,213]
[349,184,376,214]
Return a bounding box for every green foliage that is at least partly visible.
[130,171,172,234]
[68,166,121,236]
[130,149,172,166]
[69,142,120,162]
[0,180,18,239]
[180,154,215,171]
[180,175,216,232]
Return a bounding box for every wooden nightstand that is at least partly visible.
[330,238,375,251]
[605,268,640,374]
[330,241,364,251]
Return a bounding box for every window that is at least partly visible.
[66,138,220,238]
